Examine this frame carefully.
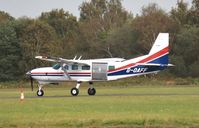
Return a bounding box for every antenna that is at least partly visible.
[73,55,77,60]
[78,56,82,60]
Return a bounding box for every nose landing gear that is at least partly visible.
[37,84,44,96]
[71,81,81,96]
[71,88,79,96]
[37,89,44,96]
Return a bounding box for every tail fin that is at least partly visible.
[148,33,169,65]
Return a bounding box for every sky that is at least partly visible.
[0,0,193,19]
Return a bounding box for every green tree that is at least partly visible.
[19,20,58,71]
[0,11,14,24]
[0,21,22,81]
[171,26,199,77]
[170,0,190,25]
[80,0,129,29]
[170,55,187,77]
[189,60,199,77]
[79,0,130,58]
[132,3,177,54]
[188,0,199,26]
[105,23,139,58]
[40,9,80,58]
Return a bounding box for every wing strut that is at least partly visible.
[61,64,71,80]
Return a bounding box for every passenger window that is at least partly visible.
[82,65,90,70]
[72,65,78,70]
[109,66,115,70]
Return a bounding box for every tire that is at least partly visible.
[88,88,96,96]
[37,89,44,96]
[71,88,79,96]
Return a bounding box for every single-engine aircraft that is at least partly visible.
[26,33,173,96]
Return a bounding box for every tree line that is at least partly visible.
[0,0,198,81]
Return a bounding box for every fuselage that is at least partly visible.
[30,52,167,84]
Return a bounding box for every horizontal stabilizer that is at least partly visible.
[137,63,174,67]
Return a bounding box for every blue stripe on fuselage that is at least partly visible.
[148,54,168,64]
[108,54,168,76]
[108,65,166,76]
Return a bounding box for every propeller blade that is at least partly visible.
[30,77,33,91]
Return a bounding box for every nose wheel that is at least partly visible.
[37,89,44,96]
[37,84,44,96]
[71,87,79,96]
[71,81,81,96]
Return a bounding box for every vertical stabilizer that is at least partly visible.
[149,33,169,55]
[148,33,169,64]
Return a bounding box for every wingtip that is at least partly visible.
[35,56,44,59]
[168,64,175,66]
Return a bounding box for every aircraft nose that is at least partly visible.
[26,70,32,76]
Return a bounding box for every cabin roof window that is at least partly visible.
[82,65,90,70]
[52,63,61,70]
[72,64,78,70]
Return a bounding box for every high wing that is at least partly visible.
[35,56,90,65]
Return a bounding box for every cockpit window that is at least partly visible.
[52,63,61,70]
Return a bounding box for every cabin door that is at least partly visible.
[92,62,107,80]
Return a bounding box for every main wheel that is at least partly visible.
[37,89,44,96]
[71,88,79,96]
[88,88,96,96]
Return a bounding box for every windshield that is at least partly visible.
[52,63,61,70]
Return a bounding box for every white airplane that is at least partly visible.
[26,33,173,96]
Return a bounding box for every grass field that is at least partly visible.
[0,85,199,128]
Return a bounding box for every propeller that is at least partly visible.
[26,71,33,91]
[30,76,33,91]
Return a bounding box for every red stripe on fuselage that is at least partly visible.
[138,47,168,63]
[31,72,91,74]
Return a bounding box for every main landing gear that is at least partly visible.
[70,81,96,96]
[88,82,96,96]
